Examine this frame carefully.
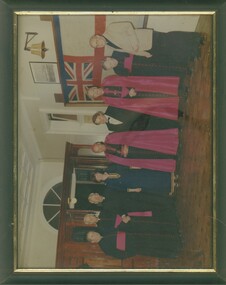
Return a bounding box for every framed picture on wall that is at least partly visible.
[29,62,60,84]
[1,0,226,284]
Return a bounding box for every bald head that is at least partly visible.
[89,35,106,48]
[91,142,106,153]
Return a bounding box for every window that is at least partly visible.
[43,182,63,230]
[48,114,78,121]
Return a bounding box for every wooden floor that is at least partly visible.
[159,15,214,269]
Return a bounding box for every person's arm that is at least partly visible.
[105,185,126,192]
[108,122,129,132]
[134,50,152,57]
[126,26,139,52]
[113,49,152,57]
[107,22,139,52]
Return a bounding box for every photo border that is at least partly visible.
[1,0,226,284]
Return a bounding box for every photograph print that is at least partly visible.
[17,12,215,270]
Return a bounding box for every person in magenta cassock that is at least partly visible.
[91,129,179,172]
[86,75,180,121]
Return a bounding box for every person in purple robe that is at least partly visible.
[86,75,180,120]
[91,129,179,172]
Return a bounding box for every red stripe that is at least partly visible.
[64,55,94,62]
[77,85,85,101]
[92,15,106,86]
[76,63,85,100]
[95,15,106,34]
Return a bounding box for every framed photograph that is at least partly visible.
[1,0,226,284]
[29,62,60,84]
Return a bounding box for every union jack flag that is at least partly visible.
[64,62,78,101]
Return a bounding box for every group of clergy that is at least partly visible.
[72,21,206,259]
[73,188,182,259]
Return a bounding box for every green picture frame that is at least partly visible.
[1,0,226,284]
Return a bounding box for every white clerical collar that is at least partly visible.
[107,116,122,125]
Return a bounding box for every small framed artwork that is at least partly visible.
[1,0,226,284]
[29,62,60,83]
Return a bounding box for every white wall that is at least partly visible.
[17,107,40,267]
[20,160,64,268]
[18,16,60,99]
[147,15,199,32]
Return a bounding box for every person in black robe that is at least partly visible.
[97,230,182,259]
[103,51,191,79]
[72,227,182,259]
[87,189,177,219]
[83,202,180,235]
[83,211,117,235]
[102,52,190,97]
[92,106,180,133]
